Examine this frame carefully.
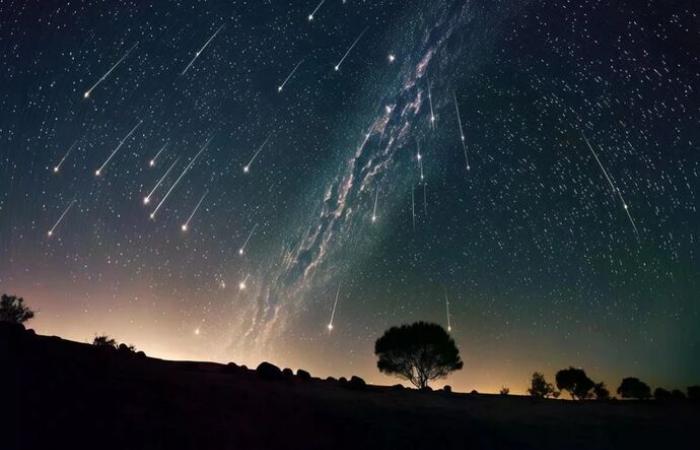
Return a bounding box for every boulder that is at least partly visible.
[347,376,366,390]
[256,362,284,381]
[296,369,311,381]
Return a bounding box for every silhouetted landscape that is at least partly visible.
[5,321,698,450]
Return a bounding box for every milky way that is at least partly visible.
[0,0,697,392]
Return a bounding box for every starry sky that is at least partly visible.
[1,0,698,393]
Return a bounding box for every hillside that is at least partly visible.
[2,323,697,450]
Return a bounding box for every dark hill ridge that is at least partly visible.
[2,323,697,450]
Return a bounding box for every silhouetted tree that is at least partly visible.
[654,387,671,400]
[594,382,610,400]
[499,386,510,395]
[93,335,117,348]
[0,294,34,324]
[374,321,463,389]
[687,385,700,401]
[555,367,595,400]
[617,377,651,399]
[528,372,557,398]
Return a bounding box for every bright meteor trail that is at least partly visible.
[181,24,225,76]
[181,189,209,232]
[47,199,76,238]
[95,120,143,177]
[150,135,213,219]
[149,143,168,167]
[144,157,180,205]
[334,27,368,72]
[243,132,274,173]
[452,91,470,171]
[238,223,258,255]
[444,288,452,332]
[581,131,640,240]
[277,59,304,93]
[327,283,341,331]
[83,42,138,99]
[307,0,326,21]
[53,139,79,173]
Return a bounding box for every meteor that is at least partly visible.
[307,0,325,21]
[243,132,274,173]
[334,27,368,72]
[95,120,143,177]
[150,135,213,219]
[181,189,209,232]
[371,189,379,223]
[84,42,138,99]
[452,91,470,171]
[238,223,258,255]
[444,288,452,332]
[48,199,76,238]
[181,24,225,76]
[581,131,640,239]
[239,274,250,290]
[144,157,180,205]
[148,142,168,167]
[277,58,304,92]
[327,283,341,332]
[53,139,80,173]
[416,140,424,182]
[427,78,436,129]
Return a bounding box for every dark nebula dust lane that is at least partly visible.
[0,0,697,392]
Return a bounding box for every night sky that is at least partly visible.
[1,0,698,393]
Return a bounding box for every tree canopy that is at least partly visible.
[617,377,652,399]
[555,367,595,400]
[374,321,463,389]
[0,294,35,324]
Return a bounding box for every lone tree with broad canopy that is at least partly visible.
[555,367,595,400]
[0,294,35,324]
[375,321,463,389]
[617,377,652,399]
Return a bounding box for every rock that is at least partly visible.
[296,369,311,381]
[282,368,294,378]
[347,376,366,390]
[326,376,337,382]
[470,389,479,395]
[338,377,348,384]
[256,362,284,381]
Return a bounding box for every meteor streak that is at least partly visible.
[307,0,326,21]
[243,132,273,173]
[144,157,180,205]
[150,135,213,219]
[239,274,250,290]
[149,143,168,167]
[95,120,143,177]
[427,78,436,129]
[453,91,470,171]
[238,223,258,255]
[48,199,76,238]
[53,140,79,173]
[83,42,138,99]
[444,288,452,332]
[334,27,368,71]
[416,141,424,182]
[371,189,379,223]
[327,283,341,331]
[581,131,640,239]
[277,59,304,92]
[181,24,225,76]
[181,189,209,232]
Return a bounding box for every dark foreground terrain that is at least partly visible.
[3,323,697,450]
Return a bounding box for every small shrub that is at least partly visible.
[347,375,366,390]
[296,369,311,381]
[500,387,510,395]
[443,385,452,393]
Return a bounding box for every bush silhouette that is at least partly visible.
[654,387,671,400]
[347,376,366,390]
[0,294,34,324]
[296,369,311,381]
[500,387,510,395]
[555,367,595,400]
[617,377,652,399]
[93,335,117,348]
[374,321,462,389]
[528,372,556,398]
[593,382,610,400]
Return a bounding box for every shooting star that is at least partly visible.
[427,78,436,129]
[371,189,379,223]
[149,143,168,167]
[416,141,425,182]
[327,283,341,331]
[83,42,138,99]
[239,274,250,290]
[95,120,143,177]
[453,91,470,171]
[444,288,452,332]
[581,131,640,239]
[334,27,368,71]
[144,157,180,205]
[53,140,80,173]
[238,223,258,255]
[243,132,274,173]
[277,59,305,92]
[150,135,213,219]
[47,199,76,238]
[181,24,225,76]
[307,0,326,21]
[181,189,209,232]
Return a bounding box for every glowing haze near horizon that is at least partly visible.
[1,0,698,393]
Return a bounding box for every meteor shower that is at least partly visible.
[2,1,698,449]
